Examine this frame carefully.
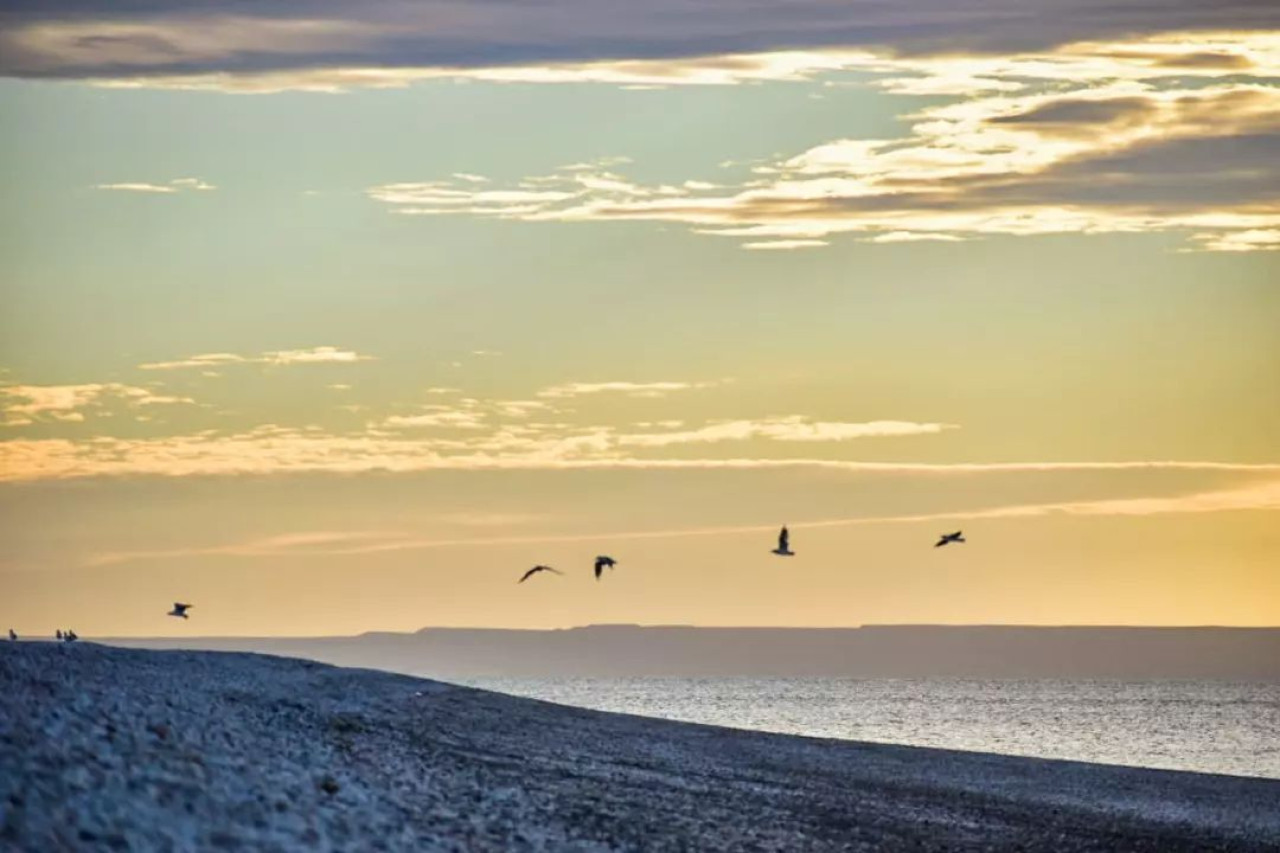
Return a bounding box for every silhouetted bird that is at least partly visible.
[168,602,193,619]
[594,556,617,580]
[519,565,562,583]
[935,530,965,548]
[56,629,63,641]
[65,630,78,642]
[8,629,15,642]
[771,526,795,556]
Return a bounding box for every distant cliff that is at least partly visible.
[106,624,1280,680]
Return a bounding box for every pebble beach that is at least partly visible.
[3,643,1278,851]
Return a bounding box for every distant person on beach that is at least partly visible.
[7,629,15,641]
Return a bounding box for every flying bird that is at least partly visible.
[772,526,795,557]
[935,531,966,548]
[168,602,193,619]
[519,565,562,584]
[594,556,617,580]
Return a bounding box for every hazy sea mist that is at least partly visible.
[462,677,1280,779]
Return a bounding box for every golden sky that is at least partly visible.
[1,4,1277,636]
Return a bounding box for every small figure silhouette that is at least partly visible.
[935,530,966,548]
[64,629,78,642]
[56,629,63,641]
[168,602,193,619]
[7,628,15,642]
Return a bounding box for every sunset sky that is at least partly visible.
[1,1,1278,636]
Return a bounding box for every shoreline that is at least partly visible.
[3,643,1279,850]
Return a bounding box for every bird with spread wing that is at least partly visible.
[519,565,563,584]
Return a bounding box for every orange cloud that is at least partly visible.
[2,424,1277,482]
[1,383,193,426]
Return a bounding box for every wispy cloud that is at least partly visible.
[95,177,215,193]
[1,383,193,426]
[617,418,957,446]
[537,380,715,399]
[382,409,489,430]
[362,34,1280,252]
[2,420,1277,482]
[136,353,246,371]
[378,395,554,431]
[84,530,400,568]
[1185,229,1280,253]
[138,346,374,371]
[83,476,1280,566]
[492,400,552,417]
[870,232,964,244]
[742,239,829,251]
[262,347,373,366]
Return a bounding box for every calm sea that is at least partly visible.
[460,677,1280,779]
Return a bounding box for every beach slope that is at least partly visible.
[2,643,1277,851]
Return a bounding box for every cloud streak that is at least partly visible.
[95,178,215,193]
[138,346,374,370]
[83,476,1280,566]
[1,422,1277,482]
[537,381,715,399]
[2,2,1276,85]
[617,418,956,446]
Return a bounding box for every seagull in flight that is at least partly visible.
[935,531,966,548]
[168,602,193,619]
[519,565,562,584]
[594,556,617,580]
[771,526,795,557]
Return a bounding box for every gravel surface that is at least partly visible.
[2,642,1278,851]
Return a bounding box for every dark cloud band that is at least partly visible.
[2,0,1278,79]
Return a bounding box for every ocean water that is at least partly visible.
[461,677,1280,779]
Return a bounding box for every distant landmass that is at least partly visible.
[104,625,1280,680]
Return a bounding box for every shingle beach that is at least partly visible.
[3,643,1278,851]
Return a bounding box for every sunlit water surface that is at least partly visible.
[460,677,1280,779]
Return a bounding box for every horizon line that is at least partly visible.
[84,622,1280,641]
